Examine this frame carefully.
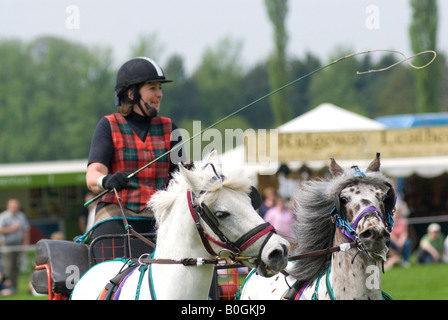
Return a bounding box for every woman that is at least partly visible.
[86,57,184,225]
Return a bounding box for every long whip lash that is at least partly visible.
[85,49,436,207]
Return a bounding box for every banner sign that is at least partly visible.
[254,126,448,162]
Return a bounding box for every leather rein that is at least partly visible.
[114,186,276,267]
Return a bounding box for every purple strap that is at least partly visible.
[352,206,384,232]
[113,266,138,300]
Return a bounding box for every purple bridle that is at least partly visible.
[330,206,386,243]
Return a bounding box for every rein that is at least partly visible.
[287,241,359,262]
[113,185,275,268]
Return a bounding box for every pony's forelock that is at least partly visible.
[148,164,251,226]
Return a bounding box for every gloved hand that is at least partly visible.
[102,172,130,191]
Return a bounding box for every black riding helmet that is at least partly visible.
[114,57,172,106]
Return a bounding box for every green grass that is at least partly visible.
[382,263,448,300]
[0,274,47,300]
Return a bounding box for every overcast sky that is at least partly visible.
[1,0,447,74]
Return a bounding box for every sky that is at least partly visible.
[0,0,447,74]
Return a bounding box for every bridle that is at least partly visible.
[187,190,275,259]
[330,206,388,243]
[187,162,276,261]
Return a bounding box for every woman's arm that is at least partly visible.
[86,162,109,194]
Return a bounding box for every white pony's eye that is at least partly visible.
[215,211,230,219]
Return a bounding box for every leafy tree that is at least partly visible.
[264,0,292,126]
[288,53,321,117]
[239,63,273,129]
[409,0,441,112]
[308,48,363,114]
[0,36,114,163]
[191,37,245,125]
[129,32,165,61]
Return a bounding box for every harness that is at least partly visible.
[97,260,139,300]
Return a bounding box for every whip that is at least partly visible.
[84,49,436,207]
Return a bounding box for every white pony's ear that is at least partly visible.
[204,149,222,171]
[179,164,201,192]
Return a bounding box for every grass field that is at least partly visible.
[1,259,446,300]
[382,263,448,300]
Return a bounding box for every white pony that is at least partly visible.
[239,154,395,300]
[71,150,289,300]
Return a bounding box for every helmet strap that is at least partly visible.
[137,100,157,119]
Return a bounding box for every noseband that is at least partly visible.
[187,190,275,258]
[330,206,385,243]
[186,163,275,259]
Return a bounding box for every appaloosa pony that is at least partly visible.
[239,153,395,300]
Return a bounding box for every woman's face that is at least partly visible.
[134,81,163,116]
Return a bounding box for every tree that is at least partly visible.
[0,36,114,163]
[129,33,165,61]
[191,37,245,124]
[309,48,363,114]
[162,54,200,125]
[409,0,441,112]
[239,63,273,129]
[264,0,292,126]
[288,53,321,117]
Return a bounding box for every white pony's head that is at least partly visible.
[149,150,289,277]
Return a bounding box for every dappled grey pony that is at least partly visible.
[239,153,395,300]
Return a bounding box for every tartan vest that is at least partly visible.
[100,113,172,212]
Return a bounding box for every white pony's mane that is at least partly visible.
[148,161,251,228]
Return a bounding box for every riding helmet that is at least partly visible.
[114,57,172,105]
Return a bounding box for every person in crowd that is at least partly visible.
[417,223,445,264]
[263,195,296,243]
[0,198,30,295]
[384,201,412,268]
[258,187,276,219]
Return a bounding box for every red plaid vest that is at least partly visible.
[100,113,172,212]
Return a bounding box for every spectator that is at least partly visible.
[264,196,296,241]
[384,201,412,269]
[258,187,276,219]
[417,223,444,264]
[0,199,30,294]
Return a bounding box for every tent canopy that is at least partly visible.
[376,112,448,129]
[278,103,385,132]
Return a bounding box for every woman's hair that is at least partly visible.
[117,83,145,116]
